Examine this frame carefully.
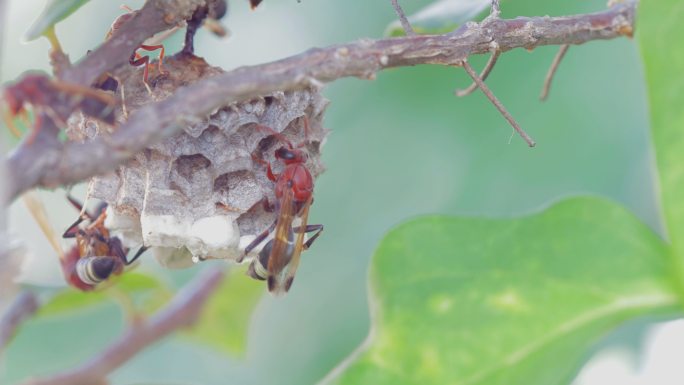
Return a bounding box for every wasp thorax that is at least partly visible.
[68,55,328,270]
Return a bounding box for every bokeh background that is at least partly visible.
[1,0,681,384]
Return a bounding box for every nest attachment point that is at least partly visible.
[69,55,329,269]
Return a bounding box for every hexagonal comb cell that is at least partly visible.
[70,55,329,268]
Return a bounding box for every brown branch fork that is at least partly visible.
[4,0,636,203]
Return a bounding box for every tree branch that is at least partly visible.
[389,0,416,36]
[19,268,225,385]
[462,60,535,147]
[540,44,570,101]
[0,291,39,354]
[5,1,636,203]
[456,43,500,97]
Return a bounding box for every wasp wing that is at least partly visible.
[267,186,297,293]
[282,195,312,293]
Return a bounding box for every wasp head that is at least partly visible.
[275,146,307,165]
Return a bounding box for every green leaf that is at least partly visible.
[25,0,91,41]
[385,0,490,37]
[40,272,170,316]
[638,1,684,265]
[328,197,681,385]
[184,266,265,356]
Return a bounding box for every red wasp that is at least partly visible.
[61,195,147,291]
[2,74,116,142]
[243,120,323,294]
[106,5,170,93]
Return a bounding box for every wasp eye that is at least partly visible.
[275,147,295,160]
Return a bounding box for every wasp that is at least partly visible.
[2,73,117,142]
[243,120,323,294]
[61,195,147,291]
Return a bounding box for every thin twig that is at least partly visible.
[19,268,225,385]
[491,0,501,17]
[4,0,637,202]
[540,44,570,101]
[389,0,416,36]
[461,60,535,147]
[0,291,39,353]
[456,45,500,97]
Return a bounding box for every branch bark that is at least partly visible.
[0,291,39,354]
[389,0,416,36]
[19,268,225,385]
[5,1,636,203]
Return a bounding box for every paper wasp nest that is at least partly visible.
[68,56,328,268]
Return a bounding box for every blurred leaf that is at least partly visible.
[25,0,91,41]
[385,0,490,37]
[184,266,265,356]
[40,272,169,316]
[638,1,684,263]
[329,198,681,385]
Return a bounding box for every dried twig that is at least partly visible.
[540,44,570,101]
[389,0,416,36]
[461,60,535,147]
[0,291,39,353]
[19,268,225,385]
[4,0,636,203]
[456,44,500,97]
[491,0,501,18]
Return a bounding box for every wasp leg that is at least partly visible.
[242,220,277,261]
[261,197,275,213]
[251,153,279,182]
[126,246,148,265]
[139,44,167,75]
[293,224,324,250]
[66,193,97,220]
[130,53,153,94]
[63,216,85,239]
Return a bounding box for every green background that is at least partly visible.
[0,0,659,384]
